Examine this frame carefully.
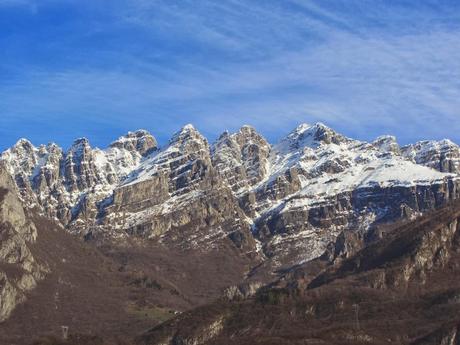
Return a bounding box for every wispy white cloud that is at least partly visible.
[0,0,32,4]
[1,0,459,148]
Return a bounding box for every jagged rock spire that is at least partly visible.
[110,129,158,156]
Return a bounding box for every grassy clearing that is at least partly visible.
[126,303,176,323]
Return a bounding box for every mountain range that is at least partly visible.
[1,123,460,344]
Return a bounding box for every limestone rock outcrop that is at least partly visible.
[0,163,47,322]
[1,130,158,226]
[103,125,256,251]
[402,139,460,174]
[212,125,270,192]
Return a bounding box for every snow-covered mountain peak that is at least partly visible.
[110,129,157,156]
[372,135,400,154]
[235,125,268,143]
[217,130,230,140]
[402,139,459,156]
[172,123,198,138]
[276,122,349,154]
[171,123,201,140]
[66,138,93,166]
[122,124,211,188]
[289,122,331,135]
[39,142,60,151]
[239,124,256,133]
[401,139,460,174]
[373,134,397,142]
[69,137,90,150]
[211,126,271,192]
[307,122,348,145]
[72,137,89,145]
[182,123,195,131]
[7,139,37,162]
[214,125,266,145]
[66,139,92,160]
[169,124,208,153]
[112,129,152,141]
[292,123,311,134]
[14,138,34,149]
[36,142,62,159]
[440,138,458,147]
[132,129,150,136]
[421,139,457,150]
[283,123,311,143]
[2,139,43,177]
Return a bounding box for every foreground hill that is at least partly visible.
[137,200,460,345]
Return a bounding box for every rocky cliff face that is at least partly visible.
[1,123,459,273]
[211,125,270,193]
[372,135,401,154]
[0,163,47,322]
[103,125,256,252]
[1,130,158,227]
[309,204,460,290]
[401,139,460,174]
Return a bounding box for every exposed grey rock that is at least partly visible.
[0,130,158,226]
[372,135,400,154]
[103,125,257,252]
[223,281,263,300]
[0,163,48,322]
[109,129,158,156]
[309,205,460,290]
[212,125,270,192]
[402,139,460,174]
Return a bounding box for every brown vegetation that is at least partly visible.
[0,214,254,345]
[136,201,460,345]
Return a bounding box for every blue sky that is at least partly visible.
[1,0,460,151]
